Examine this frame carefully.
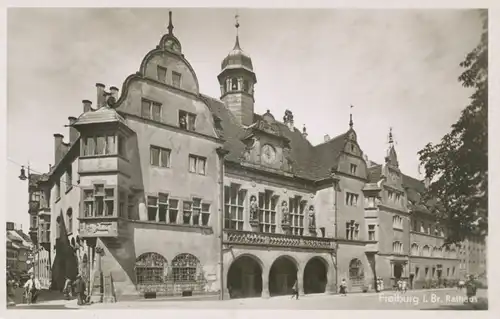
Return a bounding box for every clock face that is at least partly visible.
[261,144,276,164]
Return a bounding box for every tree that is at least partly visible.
[418,10,487,244]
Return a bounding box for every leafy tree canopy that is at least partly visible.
[418,10,488,244]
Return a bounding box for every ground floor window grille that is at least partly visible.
[135,252,168,285]
[172,253,201,282]
[348,258,365,286]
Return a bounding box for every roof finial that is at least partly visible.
[233,13,241,50]
[168,10,174,35]
[388,127,394,145]
[349,105,354,128]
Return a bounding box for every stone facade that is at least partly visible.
[38,13,469,302]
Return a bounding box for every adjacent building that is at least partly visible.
[34,12,482,301]
[6,222,33,279]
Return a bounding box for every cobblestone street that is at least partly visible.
[9,288,487,310]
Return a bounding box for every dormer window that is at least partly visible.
[172,71,182,88]
[157,66,167,83]
[231,78,238,91]
[179,110,196,131]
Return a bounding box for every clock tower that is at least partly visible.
[217,15,257,127]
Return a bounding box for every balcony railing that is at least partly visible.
[223,229,336,251]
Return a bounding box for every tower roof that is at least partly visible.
[221,15,254,72]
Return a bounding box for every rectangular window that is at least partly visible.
[201,203,210,226]
[345,192,359,206]
[117,135,126,157]
[182,201,192,224]
[31,215,38,228]
[350,163,357,175]
[147,196,158,221]
[150,146,171,168]
[127,194,135,219]
[368,224,376,241]
[82,135,119,156]
[259,191,277,233]
[172,71,182,88]
[425,267,429,278]
[169,199,179,223]
[104,189,114,216]
[224,184,245,230]
[290,196,305,236]
[84,190,94,217]
[141,99,162,122]
[415,267,420,279]
[179,110,196,131]
[392,215,403,229]
[157,65,167,83]
[345,220,358,240]
[192,198,201,226]
[188,155,206,175]
[365,196,376,208]
[158,193,168,222]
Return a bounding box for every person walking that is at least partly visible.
[401,279,407,293]
[339,279,347,296]
[23,274,41,304]
[465,275,477,303]
[291,279,299,300]
[74,274,87,305]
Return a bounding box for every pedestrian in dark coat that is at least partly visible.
[291,280,299,300]
[74,275,87,305]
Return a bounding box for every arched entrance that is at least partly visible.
[303,257,328,294]
[227,256,263,299]
[269,256,298,296]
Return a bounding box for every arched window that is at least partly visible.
[135,252,168,285]
[393,241,403,254]
[348,258,364,286]
[411,243,419,256]
[422,245,430,257]
[243,79,250,92]
[231,78,238,91]
[172,253,202,282]
[66,208,73,233]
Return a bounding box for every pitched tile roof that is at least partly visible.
[200,94,351,181]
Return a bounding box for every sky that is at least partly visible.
[6,8,482,232]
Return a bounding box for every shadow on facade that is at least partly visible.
[269,256,298,297]
[227,255,263,299]
[303,257,327,294]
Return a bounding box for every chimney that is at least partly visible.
[283,110,294,131]
[82,100,92,113]
[49,164,52,171]
[96,83,106,108]
[109,86,119,99]
[324,134,330,142]
[54,133,64,164]
[68,117,78,144]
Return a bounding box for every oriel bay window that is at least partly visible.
[259,190,277,233]
[82,134,126,157]
[224,184,245,230]
[83,184,116,217]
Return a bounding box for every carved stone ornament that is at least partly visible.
[281,201,290,225]
[308,205,316,229]
[249,195,259,222]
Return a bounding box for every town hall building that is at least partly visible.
[27,12,464,302]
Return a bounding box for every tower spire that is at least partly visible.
[349,105,354,129]
[168,10,174,35]
[388,127,394,145]
[233,13,241,50]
